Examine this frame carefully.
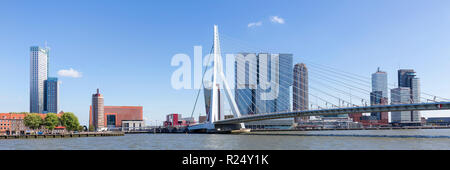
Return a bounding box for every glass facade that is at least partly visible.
[371,68,388,98]
[235,53,293,115]
[395,69,421,123]
[30,46,49,113]
[45,77,58,113]
[391,87,413,123]
[398,69,416,88]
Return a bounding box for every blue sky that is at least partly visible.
[1,0,450,125]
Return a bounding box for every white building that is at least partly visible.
[411,77,421,122]
[122,120,145,131]
[391,87,420,123]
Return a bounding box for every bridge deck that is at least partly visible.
[214,102,450,124]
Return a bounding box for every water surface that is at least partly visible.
[1,129,449,150]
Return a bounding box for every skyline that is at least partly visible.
[1,0,450,125]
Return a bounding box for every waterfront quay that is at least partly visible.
[253,125,450,132]
[120,125,450,134]
[0,132,124,140]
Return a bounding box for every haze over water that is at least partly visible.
[1,129,450,150]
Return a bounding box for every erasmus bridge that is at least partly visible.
[187,25,450,133]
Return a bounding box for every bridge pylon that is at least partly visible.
[188,25,246,133]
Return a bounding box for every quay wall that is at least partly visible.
[0,132,124,139]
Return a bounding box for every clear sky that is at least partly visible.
[1,0,450,126]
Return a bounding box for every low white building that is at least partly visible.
[122,120,145,131]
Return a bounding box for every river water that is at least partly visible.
[1,129,450,150]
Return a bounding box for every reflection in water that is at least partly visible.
[0,129,449,150]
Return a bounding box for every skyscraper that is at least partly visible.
[411,77,420,103]
[395,69,421,124]
[391,87,413,123]
[398,69,416,88]
[235,53,257,115]
[372,67,388,98]
[45,77,59,113]
[235,53,293,115]
[293,63,308,122]
[30,46,49,113]
[92,88,105,131]
[370,68,388,120]
[411,77,421,122]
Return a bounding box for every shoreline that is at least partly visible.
[0,132,124,140]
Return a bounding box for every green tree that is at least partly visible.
[44,113,59,131]
[24,113,43,130]
[89,125,95,132]
[60,112,80,131]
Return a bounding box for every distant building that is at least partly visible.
[122,120,145,131]
[235,53,293,127]
[391,87,421,124]
[89,89,143,131]
[293,63,309,122]
[203,84,224,121]
[245,119,294,129]
[0,112,63,135]
[164,113,181,127]
[44,77,59,113]
[391,69,421,125]
[234,53,293,115]
[372,68,388,98]
[89,105,144,129]
[349,68,389,127]
[180,117,196,125]
[296,117,362,129]
[369,68,389,125]
[234,53,294,128]
[91,89,105,131]
[198,115,207,123]
[427,117,450,126]
[163,114,196,127]
[398,69,416,88]
[30,46,49,113]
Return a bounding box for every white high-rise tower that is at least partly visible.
[191,25,244,132]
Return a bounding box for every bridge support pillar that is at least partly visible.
[187,123,249,133]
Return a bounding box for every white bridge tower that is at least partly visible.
[190,25,245,132]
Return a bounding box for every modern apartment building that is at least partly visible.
[293,63,308,122]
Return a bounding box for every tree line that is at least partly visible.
[23,112,83,132]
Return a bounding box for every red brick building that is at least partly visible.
[349,112,389,127]
[89,106,143,128]
[0,112,63,135]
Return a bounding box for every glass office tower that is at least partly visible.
[30,46,49,113]
[235,53,293,115]
[45,77,59,113]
